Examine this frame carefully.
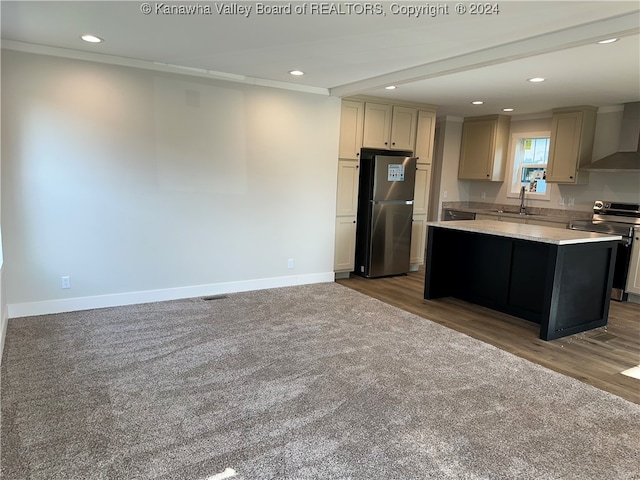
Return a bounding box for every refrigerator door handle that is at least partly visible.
[371,200,413,205]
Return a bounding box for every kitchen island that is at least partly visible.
[424,220,621,340]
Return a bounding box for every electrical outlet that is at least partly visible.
[61,276,71,289]
[287,259,294,269]
[568,197,575,207]
[443,190,448,199]
[481,192,486,199]
[558,197,565,206]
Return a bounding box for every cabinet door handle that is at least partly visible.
[486,174,490,178]
[392,142,396,146]
[569,176,574,179]
[353,220,356,223]
[356,152,359,156]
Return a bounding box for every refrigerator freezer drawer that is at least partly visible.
[368,203,414,277]
[372,155,417,201]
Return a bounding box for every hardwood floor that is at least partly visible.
[337,266,640,405]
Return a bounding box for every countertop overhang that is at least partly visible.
[428,220,622,245]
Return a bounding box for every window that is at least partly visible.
[508,132,551,200]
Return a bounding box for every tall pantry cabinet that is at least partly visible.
[409,110,436,266]
[334,100,363,272]
[334,97,437,277]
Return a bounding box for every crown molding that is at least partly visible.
[1,40,331,96]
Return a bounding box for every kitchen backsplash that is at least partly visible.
[442,201,593,221]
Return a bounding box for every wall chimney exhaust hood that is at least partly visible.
[581,101,640,172]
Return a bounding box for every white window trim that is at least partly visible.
[506,131,551,201]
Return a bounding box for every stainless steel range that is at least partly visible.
[570,201,640,301]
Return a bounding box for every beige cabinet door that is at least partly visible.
[546,107,596,184]
[626,228,640,295]
[335,160,360,216]
[410,216,427,265]
[546,112,583,183]
[413,163,431,216]
[334,216,357,271]
[458,120,496,180]
[390,106,417,151]
[415,110,436,164]
[363,102,392,149]
[339,100,364,160]
[458,115,509,181]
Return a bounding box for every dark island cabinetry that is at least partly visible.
[424,221,620,340]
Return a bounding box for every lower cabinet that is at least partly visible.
[334,216,357,272]
[410,216,428,265]
[409,163,432,267]
[626,227,640,295]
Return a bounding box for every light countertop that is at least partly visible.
[428,220,622,245]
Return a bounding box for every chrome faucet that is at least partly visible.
[519,186,527,215]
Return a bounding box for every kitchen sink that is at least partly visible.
[485,209,518,214]
[484,209,544,217]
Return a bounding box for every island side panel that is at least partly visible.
[507,240,551,324]
[459,231,512,309]
[540,241,618,341]
[424,226,457,299]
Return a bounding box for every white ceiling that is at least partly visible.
[2,1,639,117]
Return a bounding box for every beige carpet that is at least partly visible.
[2,282,639,479]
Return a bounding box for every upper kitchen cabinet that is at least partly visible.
[390,105,418,151]
[546,106,597,184]
[415,110,436,164]
[458,114,511,181]
[363,102,417,151]
[338,100,364,160]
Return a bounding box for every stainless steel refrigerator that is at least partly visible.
[355,149,417,278]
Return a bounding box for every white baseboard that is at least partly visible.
[7,272,335,318]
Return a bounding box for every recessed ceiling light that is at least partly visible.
[81,34,103,43]
[289,70,304,76]
[527,77,546,83]
[471,101,484,105]
[385,85,397,90]
[597,38,618,44]
[502,108,514,112]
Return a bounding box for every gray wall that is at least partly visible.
[1,50,341,316]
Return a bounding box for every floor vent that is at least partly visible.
[202,295,229,301]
